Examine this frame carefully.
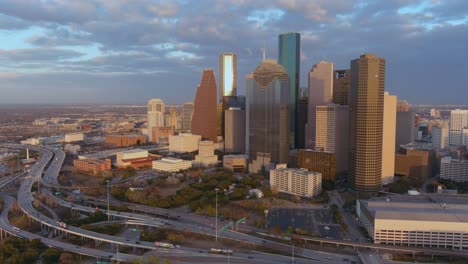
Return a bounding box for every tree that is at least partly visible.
[42,248,61,264]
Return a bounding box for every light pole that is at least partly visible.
[106,180,110,221]
[215,188,219,241]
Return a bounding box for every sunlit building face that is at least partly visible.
[219,53,237,100]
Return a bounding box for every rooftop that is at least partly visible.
[155,157,190,164]
[361,194,468,223]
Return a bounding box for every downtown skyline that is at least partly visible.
[0,0,467,105]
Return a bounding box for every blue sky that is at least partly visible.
[0,0,467,105]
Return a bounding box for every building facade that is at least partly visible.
[382,92,397,184]
[278,32,300,148]
[192,69,218,141]
[394,143,435,179]
[333,69,350,105]
[194,141,218,167]
[223,155,248,172]
[219,53,237,100]
[449,109,468,146]
[105,134,147,147]
[396,111,416,149]
[182,102,194,131]
[147,98,165,142]
[297,149,336,182]
[151,126,174,145]
[440,156,468,182]
[153,158,192,172]
[270,168,322,197]
[315,104,349,172]
[169,133,201,153]
[357,195,468,250]
[224,107,245,153]
[116,149,153,169]
[348,54,385,193]
[246,60,290,164]
[305,61,334,149]
[73,158,111,175]
[432,120,449,150]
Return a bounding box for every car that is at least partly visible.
[248,256,254,259]
[198,250,203,253]
[343,258,349,261]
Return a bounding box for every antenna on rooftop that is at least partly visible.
[261,41,266,61]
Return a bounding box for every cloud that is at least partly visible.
[0,48,84,62]
[0,72,20,79]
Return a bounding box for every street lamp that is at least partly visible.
[106,180,110,221]
[215,188,219,241]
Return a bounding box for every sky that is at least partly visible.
[0,0,467,105]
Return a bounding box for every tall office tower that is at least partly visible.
[333,69,350,105]
[246,60,290,164]
[192,69,218,141]
[397,100,409,112]
[315,105,349,172]
[449,109,468,146]
[225,107,245,153]
[432,120,449,150]
[382,92,397,185]
[219,53,237,101]
[278,32,300,148]
[147,98,165,142]
[182,102,194,131]
[297,97,308,149]
[305,61,334,148]
[348,54,385,193]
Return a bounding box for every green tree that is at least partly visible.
[42,248,61,264]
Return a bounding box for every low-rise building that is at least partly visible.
[116,149,153,169]
[440,156,468,182]
[249,152,274,174]
[105,134,147,147]
[193,141,218,167]
[223,155,248,172]
[152,157,192,172]
[169,133,201,153]
[395,142,435,179]
[73,158,111,175]
[357,194,468,250]
[297,149,336,182]
[269,168,322,198]
[152,127,174,144]
[248,189,264,198]
[65,133,84,143]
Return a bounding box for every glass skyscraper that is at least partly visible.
[246,60,290,164]
[278,32,300,149]
[219,53,237,101]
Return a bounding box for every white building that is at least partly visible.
[432,120,449,150]
[116,149,148,167]
[449,109,468,146]
[357,194,468,250]
[269,168,322,198]
[64,133,84,143]
[152,157,192,172]
[248,189,264,198]
[169,133,201,153]
[440,156,468,182]
[147,98,165,142]
[382,92,397,184]
[194,141,218,167]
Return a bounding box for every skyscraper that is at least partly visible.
[449,109,468,146]
[219,53,237,101]
[246,60,290,164]
[191,69,217,142]
[225,107,245,153]
[397,100,409,112]
[147,98,165,142]
[182,102,194,131]
[333,69,350,105]
[278,32,300,148]
[432,120,449,150]
[382,92,397,185]
[315,105,349,172]
[348,54,385,193]
[305,61,334,148]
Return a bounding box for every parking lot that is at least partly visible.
[266,207,346,240]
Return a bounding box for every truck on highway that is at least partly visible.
[210,248,233,255]
[154,242,174,249]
